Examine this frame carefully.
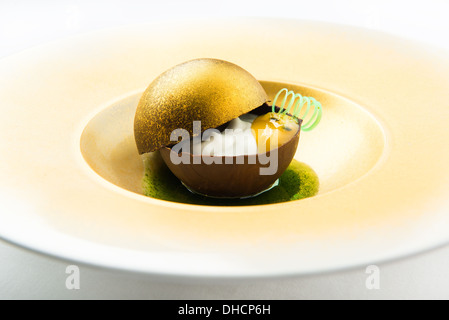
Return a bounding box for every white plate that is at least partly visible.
[0,19,448,279]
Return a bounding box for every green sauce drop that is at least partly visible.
[142,152,319,206]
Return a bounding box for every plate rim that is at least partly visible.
[0,18,448,279]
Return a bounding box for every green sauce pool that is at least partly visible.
[142,152,319,206]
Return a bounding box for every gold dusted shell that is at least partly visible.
[134,58,268,154]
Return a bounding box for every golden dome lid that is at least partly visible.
[134,58,268,154]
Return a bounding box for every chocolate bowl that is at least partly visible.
[160,113,302,199]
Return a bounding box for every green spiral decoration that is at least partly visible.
[272,88,322,131]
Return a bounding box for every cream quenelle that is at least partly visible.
[175,114,259,157]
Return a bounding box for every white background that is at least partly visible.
[1,0,449,299]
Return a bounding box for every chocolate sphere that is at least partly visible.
[134,58,268,154]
